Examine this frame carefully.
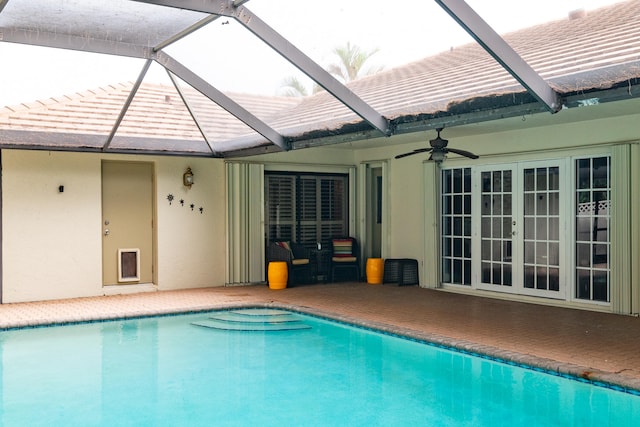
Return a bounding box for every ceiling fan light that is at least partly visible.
[431,151,446,163]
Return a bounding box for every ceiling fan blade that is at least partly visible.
[447,148,479,159]
[395,148,431,159]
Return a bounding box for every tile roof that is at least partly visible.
[1,0,639,156]
[0,83,301,155]
[281,0,640,133]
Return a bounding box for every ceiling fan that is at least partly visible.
[395,128,479,163]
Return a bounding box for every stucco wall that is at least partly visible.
[155,156,226,290]
[2,150,102,302]
[250,111,640,299]
[352,106,640,312]
[3,103,639,311]
[1,150,226,303]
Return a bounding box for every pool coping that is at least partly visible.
[2,300,639,396]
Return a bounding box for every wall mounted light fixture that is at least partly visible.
[183,167,194,188]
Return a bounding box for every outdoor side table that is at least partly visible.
[383,258,419,286]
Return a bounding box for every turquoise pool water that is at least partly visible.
[0,309,638,426]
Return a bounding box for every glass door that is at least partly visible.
[477,168,514,289]
[521,164,563,298]
[473,161,566,298]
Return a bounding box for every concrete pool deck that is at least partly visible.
[1,283,639,393]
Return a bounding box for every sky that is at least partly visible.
[0,0,626,107]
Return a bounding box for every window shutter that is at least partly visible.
[265,173,348,246]
[319,177,347,241]
[265,175,295,242]
[297,177,318,243]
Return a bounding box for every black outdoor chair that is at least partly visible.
[330,237,360,282]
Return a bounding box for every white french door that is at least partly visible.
[475,166,514,290]
[473,160,566,298]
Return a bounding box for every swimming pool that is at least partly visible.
[0,309,638,426]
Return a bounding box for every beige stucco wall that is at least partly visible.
[352,106,640,313]
[2,101,639,312]
[155,155,226,290]
[244,107,640,311]
[1,149,226,303]
[2,150,102,302]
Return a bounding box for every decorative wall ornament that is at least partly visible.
[167,194,205,215]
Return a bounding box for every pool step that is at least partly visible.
[209,312,298,324]
[231,308,291,316]
[191,309,311,331]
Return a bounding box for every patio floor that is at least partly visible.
[1,283,639,392]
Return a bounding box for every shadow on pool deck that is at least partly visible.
[1,282,639,392]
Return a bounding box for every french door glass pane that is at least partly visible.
[549,268,560,291]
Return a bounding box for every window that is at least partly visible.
[441,167,472,285]
[575,156,610,302]
[265,174,295,242]
[265,173,348,245]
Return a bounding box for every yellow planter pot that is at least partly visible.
[366,258,384,285]
[268,261,288,290]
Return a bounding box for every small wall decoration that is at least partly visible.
[166,193,205,215]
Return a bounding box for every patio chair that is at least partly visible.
[330,237,360,282]
[267,241,313,286]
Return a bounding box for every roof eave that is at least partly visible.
[224,78,640,157]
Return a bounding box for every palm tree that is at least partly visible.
[327,42,383,83]
[278,42,382,97]
[278,76,310,97]
[278,76,323,98]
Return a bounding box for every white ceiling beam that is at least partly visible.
[103,59,153,151]
[0,27,150,58]
[156,51,287,150]
[435,0,563,113]
[132,0,393,136]
[166,70,219,156]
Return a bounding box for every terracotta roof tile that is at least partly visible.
[1,0,639,154]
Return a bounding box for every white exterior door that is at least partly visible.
[473,160,566,298]
[475,166,515,290]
